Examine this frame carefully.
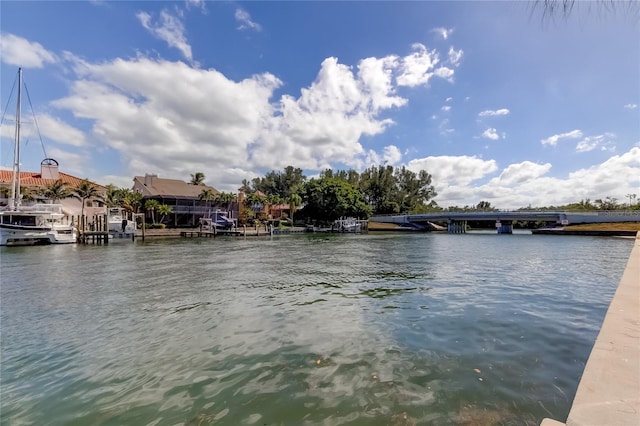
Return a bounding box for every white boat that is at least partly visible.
[0,68,77,246]
[107,207,136,237]
[334,217,363,233]
[0,204,77,245]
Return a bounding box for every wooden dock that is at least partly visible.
[78,231,109,244]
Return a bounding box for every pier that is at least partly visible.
[542,232,640,426]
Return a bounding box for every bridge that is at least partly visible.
[370,210,640,234]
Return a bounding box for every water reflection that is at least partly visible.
[0,234,633,425]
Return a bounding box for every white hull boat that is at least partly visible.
[0,204,76,246]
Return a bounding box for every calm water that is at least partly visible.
[0,232,633,425]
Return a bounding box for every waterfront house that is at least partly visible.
[0,158,106,217]
[133,174,225,227]
[270,203,291,220]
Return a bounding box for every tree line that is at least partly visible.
[8,171,634,228]
[239,165,438,222]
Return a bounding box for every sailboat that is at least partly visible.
[0,68,77,246]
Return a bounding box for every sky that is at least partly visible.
[1,0,638,209]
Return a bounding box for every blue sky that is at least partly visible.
[1,1,638,208]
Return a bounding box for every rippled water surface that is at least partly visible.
[1,233,633,425]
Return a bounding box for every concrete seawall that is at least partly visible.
[542,232,640,426]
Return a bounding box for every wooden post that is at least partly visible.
[104,214,109,244]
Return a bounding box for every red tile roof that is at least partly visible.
[0,170,105,190]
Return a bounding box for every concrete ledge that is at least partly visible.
[542,232,640,426]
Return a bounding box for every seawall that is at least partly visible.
[542,232,640,425]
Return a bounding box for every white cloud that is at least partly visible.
[0,33,57,68]
[448,47,463,67]
[438,118,454,135]
[137,9,193,62]
[36,114,87,147]
[396,43,442,87]
[495,161,551,185]
[407,148,640,209]
[623,103,638,109]
[0,112,85,149]
[441,105,451,112]
[51,41,458,190]
[45,147,88,177]
[235,8,262,32]
[482,128,499,140]
[575,133,616,152]
[407,155,498,187]
[566,147,640,197]
[434,66,454,82]
[478,108,510,117]
[185,0,206,12]
[431,27,454,40]
[359,145,403,169]
[541,129,582,146]
[357,56,406,112]
[445,97,453,102]
[53,57,280,188]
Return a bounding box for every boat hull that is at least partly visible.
[0,224,77,246]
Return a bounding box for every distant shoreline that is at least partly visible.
[369,221,640,236]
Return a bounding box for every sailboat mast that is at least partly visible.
[10,68,22,210]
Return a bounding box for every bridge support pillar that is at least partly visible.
[448,220,467,234]
[496,220,513,234]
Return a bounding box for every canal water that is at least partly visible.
[0,233,633,425]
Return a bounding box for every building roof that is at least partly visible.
[271,204,290,210]
[133,175,219,199]
[0,170,104,190]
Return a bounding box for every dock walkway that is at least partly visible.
[542,232,640,425]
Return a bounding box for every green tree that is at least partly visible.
[393,167,437,213]
[199,188,217,211]
[288,193,302,223]
[239,178,253,193]
[476,201,494,211]
[73,179,102,221]
[103,184,122,208]
[157,203,173,224]
[251,166,306,199]
[144,199,160,224]
[43,179,72,203]
[216,192,237,211]
[20,186,37,203]
[359,165,396,214]
[594,196,620,210]
[121,189,142,213]
[302,177,371,221]
[190,172,205,185]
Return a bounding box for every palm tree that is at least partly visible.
[119,189,142,213]
[73,179,102,224]
[239,178,252,193]
[190,172,205,185]
[288,193,302,223]
[144,199,160,224]
[157,203,173,224]
[103,184,122,208]
[245,192,266,210]
[217,191,237,211]
[44,179,73,203]
[199,188,216,211]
